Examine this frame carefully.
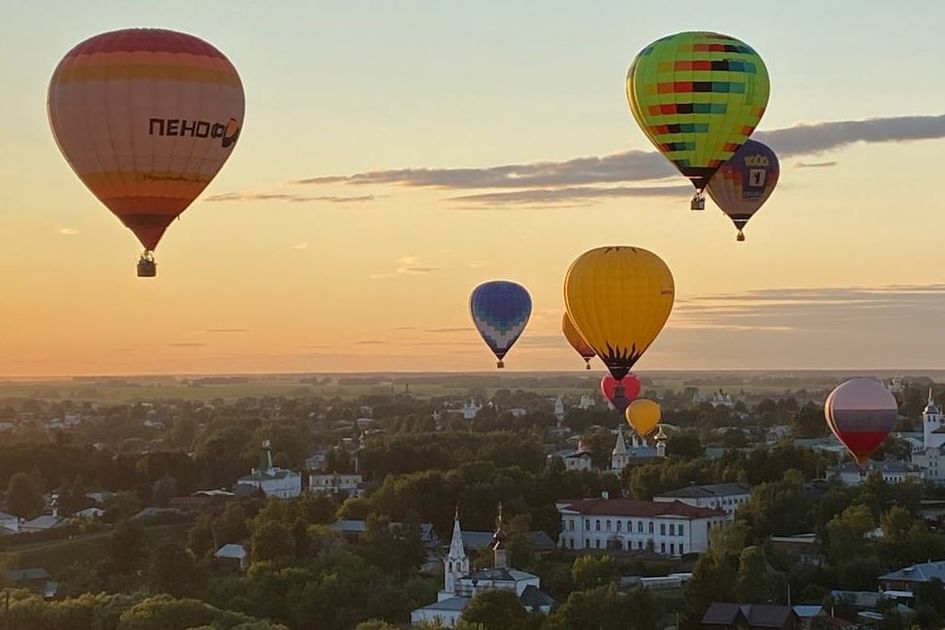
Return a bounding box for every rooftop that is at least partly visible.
[701,603,796,628]
[558,498,724,519]
[880,561,945,583]
[656,482,751,499]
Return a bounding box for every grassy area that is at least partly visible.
[7,522,192,577]
[1,369,943,403]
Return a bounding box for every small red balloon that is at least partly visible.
[600,374,642,413]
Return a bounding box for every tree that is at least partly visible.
[151,475,178,507]
[5,472,42,518]
[103,491,142,523]
[826,504,875,565]
[147,541,199,598]
[215,502,250,544]
[250,520,295,565]
[354,621,399,630]
[547,584,662,630]
[666,433,703,458]
[571,554,620,590]
[460,589,527,630]
[189,512,216,559]
[735,546,768,603]
[880,505,913,545]
[110,520,145,573]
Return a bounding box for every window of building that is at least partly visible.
[638,541,643,550]
[606,520,611,531]
[616,520,622,532]
[661,543,666,553]
[596,520,601,531]
[679,523,685,536]
[596,539,601,549]
[679,543,684,554]
[585,538,590,548]
[669,524,675,535]
[670,543,675,555]
[660,523,666,535]
[570,520,575,531]
[585,519,590,529]
[638,521,643,533]
[649,522,654,534]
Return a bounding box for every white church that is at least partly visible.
[611,425,667,472]
[410,506,555,627]
[911,391,945,482]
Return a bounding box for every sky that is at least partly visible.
[2,1,945,376]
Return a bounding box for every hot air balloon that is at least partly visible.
[627,32,769,210]
[707,139,779,241]
[601,374,642,414]
[470,281,532,368]
[563,313,596,370]
[824,378,898,467]
[564,247,674,380]
[48,28,245,276]
[626,398,661,437]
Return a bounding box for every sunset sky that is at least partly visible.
[2,1,945,376]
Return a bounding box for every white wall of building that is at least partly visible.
[557,509,725,557]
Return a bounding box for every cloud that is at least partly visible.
[398,256,420,265]
[449,184,693,207]
[355,340,388,345]
[291,242,309,250]
[203,192,375,203]
[467,261,489,269]
[649,284,945,369]
[295,114,945,190]
[167,342,207,348]
[205,328,247,334]
[794,161,838,169]
[369,273,395,280]
[58,228,79,235]
[396,266,440,274]
[424,327,475,333]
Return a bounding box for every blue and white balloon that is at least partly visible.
[469,281,532,368]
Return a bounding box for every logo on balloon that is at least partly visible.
[743,154,769,168]
[149,117,242,149]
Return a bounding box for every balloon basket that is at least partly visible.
[137,253,157,278]
[496,360,504,369]
[690,195,705,211]
[736,231,745,242]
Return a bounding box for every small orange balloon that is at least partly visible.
[626,398,661,437]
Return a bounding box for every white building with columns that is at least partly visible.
[410,507,554,627]
[556,496,726,557]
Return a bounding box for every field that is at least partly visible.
[0,370,943,404]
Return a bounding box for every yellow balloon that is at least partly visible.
[564,246,674,380]
[626,399,661,437]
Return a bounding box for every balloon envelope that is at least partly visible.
[48,28,245,252]
[626,31,769,193]
[563,312,596,369]
[564,246,674,380]
[707,139,780,240]
[626,399,661,437]
[600,374,642,414]
[824,378,898,467]
[470,281,532,368]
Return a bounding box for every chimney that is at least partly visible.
[601,490,609,500]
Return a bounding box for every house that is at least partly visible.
[826,460,923,486]
[555,449,593,472]
[6,568,58,599]
[410,507,554,627]
[20,514,71,533]
[236,440,302,499]
[214,544,248,571]
[654,482,751,520]
[305,450,328,471]
[610,426,662,472]
[700,602,799,629]
[456,529,556,556]
[766,425,792,445]
[556,494,727,556]
[74,507,105,520]
[767,534,824,567]
[879,561,945,593]
[0,510,20,534]
[911,393,945,482]
[329,519,439,547]
[308,473,363,497]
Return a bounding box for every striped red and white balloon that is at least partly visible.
[824,378,898,467]
[48,28,245,273]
